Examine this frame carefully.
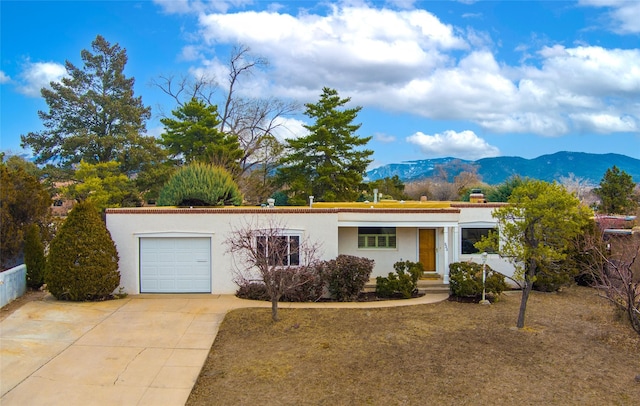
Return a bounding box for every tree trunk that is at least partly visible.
[517,277,534,329]
[271,297,279,322]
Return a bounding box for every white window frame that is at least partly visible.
[256,231,302,267]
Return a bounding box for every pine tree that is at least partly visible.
[45,201,120,301]
[161,98,243,174]
[20,35,159,177]
[481,180,591,328]
[593,166,638,214]
[277,87,373,204]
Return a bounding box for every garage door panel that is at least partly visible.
[140,237,211,293]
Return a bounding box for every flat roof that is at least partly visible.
[105,200,506,214]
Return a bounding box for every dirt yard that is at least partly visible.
[187,286,640,405]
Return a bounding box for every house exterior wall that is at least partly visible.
[455,204,517,281]
[337,227,420,278]
[106,204,518,295]
[106,209,340,294]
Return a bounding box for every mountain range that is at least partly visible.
[366,151,640,185]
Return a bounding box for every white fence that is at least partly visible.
[0,264,26,308]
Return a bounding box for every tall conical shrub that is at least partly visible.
[24,223,46,289]
[45,201,120,301]
[157,163,243,206]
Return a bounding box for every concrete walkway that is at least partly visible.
[0,292,448,406]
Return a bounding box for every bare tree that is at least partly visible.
[153,45,299,197]
[429,182,459,201]
[559,173,593,204]
[581,229,640,335]
[404,179,431,200]
[225,216,322,321]
[453,170,481,196]
[150,72,218,112]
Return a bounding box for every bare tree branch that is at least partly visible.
[225,215,322,321]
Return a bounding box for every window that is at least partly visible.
[358,227,396,248]
[256,235,300,266]
[461,228,496,254]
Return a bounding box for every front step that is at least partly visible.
[420,271,441,280]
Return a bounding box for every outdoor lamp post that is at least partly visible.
[480,252,490,305]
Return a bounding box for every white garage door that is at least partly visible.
[139,237,211,293]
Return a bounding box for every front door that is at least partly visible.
[419,229,436,272]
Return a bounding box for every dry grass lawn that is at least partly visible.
[188,286,640,405]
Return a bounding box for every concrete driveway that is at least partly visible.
[0,292,448,405]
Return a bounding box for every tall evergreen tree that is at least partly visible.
[277,87,373,204]
[160,98,243,175]
[593,166,638,214]
[20,35,158,176]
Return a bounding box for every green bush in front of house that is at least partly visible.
[45,201,120,301]
[449,262,507,300]
[323,255,374,301]
[376,260,424,298]
[24,223,46,289]
[157,163,242,206]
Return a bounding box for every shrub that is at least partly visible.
[1,163,51,269]
[235,265,325,302]
[24,223,46,289]
[376,260,423,298]
[157,163,242,206]
[45,201,120,301]
[236,282,270,301]
[533,268,575,292]
[323,255,374,301]
[280,264,326,302]
[449,261,507,300]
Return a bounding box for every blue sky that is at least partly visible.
[2,0,639,169]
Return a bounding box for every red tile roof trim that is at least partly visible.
[105,207,462,214]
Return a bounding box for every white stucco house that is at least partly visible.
[105,201,515,295]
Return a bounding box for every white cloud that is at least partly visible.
[374,133,397,143]
[406,130,500,160]
[177,4,639,139]
[0,71,10,84]
[269,117,309,141]
[569,112,637,133]
[179,45,203,62]
[196,5,467,97]
[153,0,253,14]
[17,61,66,97]
[580,0,640,34]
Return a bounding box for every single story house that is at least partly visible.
[105,200,516,295]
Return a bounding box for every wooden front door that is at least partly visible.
[419,229,436,272]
